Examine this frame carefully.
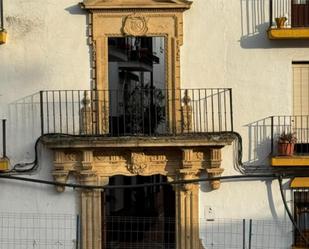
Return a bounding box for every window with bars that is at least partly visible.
[294,190,309,247]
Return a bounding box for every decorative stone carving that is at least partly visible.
[94,151,126,163]
[206,168,224,190]
[123,14,148,36]
[127,152,147,174]
[82,150,94,170]
[182,90,192,133]
[209,147,222,168]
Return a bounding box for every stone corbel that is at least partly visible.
[206,168,224,190]
[52,170,70,193]
[206,147,224,190]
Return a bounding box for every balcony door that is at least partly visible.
[108,37,167,136]
[292,0,309,27]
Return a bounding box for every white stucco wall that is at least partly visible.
[0,0,89,215]
[181,0,307,243]
[0,0,307,246]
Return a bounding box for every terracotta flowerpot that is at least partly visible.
[275,17,287,29]
[278,142,295,156]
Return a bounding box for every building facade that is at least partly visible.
[0,0,309,248]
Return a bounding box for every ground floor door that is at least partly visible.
[102,175,175,249]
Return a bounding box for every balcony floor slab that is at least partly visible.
[268,27,309,39]
[271,156,309,166]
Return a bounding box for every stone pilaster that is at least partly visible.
[80,171,108,249]
[176,169,201,249]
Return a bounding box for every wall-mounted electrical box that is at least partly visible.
[0,30,7,44]
[0,158,9,171]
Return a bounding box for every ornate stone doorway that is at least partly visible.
[41,1,235,249]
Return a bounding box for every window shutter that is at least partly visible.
[293,64,309,116]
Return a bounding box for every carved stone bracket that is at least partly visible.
[206,147,224,190]
[206,168,224,190]
[52,170,70,193]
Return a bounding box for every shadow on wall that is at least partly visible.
[243,117,273,173]
[240,0,309,48]
[7,92,41,163]
[199,217,292,248]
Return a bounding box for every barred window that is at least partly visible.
[294,189,309,247]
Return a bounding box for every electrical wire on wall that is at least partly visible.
[1,130,309,245]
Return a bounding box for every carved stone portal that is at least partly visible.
[46,1,231,249]
[47,139,230,249]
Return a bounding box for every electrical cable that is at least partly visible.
[3,133,73,175]
[2,130,309,245]
[0,173,301,190]
[278,176,309,247]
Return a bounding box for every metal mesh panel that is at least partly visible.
[0,213,77,249]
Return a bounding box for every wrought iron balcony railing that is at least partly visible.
[271,115,309,155]
[269,0,309,28]
[39,88,233,137]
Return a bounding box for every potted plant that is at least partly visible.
[277,132,297,156]
[275,17,287,29]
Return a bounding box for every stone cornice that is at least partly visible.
[41,134,234,149]
[80,0,192,10]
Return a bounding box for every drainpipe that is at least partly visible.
[0,119,9,171]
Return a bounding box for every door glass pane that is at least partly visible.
[108,37,166,136]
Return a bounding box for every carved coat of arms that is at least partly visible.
[127,152,147,174]
[123,14,148,36]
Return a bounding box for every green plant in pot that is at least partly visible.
[277,132,297,156]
